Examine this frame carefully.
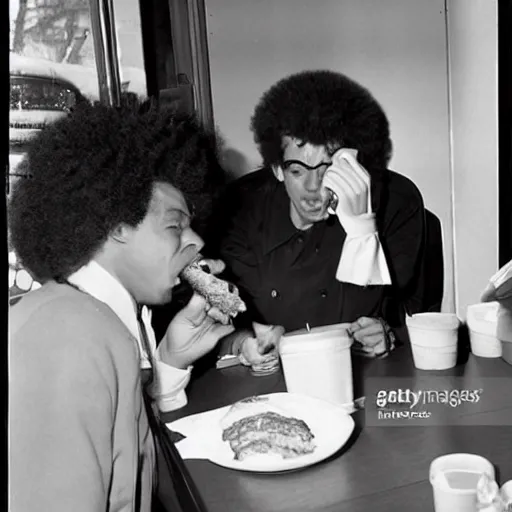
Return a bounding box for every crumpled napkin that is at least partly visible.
[476,474,512,511]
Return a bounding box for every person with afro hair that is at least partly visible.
[208,70,426,361]
[9,94,252,511]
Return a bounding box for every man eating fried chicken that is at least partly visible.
[9,95,272,512]
[207,70,427,362]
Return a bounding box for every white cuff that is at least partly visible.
[336,232,392,286]
[341,213,377,237]
[150,347,192,412]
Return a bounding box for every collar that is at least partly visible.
[67,260,140,342]
[262,181,301,255]
[262,169,386,255]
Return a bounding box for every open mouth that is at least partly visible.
[302,198,325,213]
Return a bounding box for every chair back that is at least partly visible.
[408,209,444,314]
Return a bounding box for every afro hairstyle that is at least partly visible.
[250,70,393,173]
[8,94,226,283]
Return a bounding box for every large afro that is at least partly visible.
[251,70,393,173]
[9,94,226,283]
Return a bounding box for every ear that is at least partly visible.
[271,165,284,182]
[110,223,133,244]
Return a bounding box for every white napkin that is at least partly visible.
[167,407,227,460]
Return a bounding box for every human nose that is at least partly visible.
[182,227,204,254]
[304,169,322,192]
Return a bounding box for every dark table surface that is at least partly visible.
[161,339,512,512]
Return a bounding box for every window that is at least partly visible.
[8,0,103,300]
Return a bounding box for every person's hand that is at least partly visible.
[193,258,233,325]
[481,258,512,312]
[348,316,395,358]
[238,322,285,366]
[160,292,235,369]
[322,149,376,237]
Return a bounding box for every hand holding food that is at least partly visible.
[160,293,235,369]
[181,255,246,324]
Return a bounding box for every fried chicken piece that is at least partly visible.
[181,256,246,318]
[222,412,316,461]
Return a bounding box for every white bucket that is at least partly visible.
[497,306,512,366]
[406,313,459,370]
[279,323,353,407]
[466,302,502,358]
[429,453,495,512]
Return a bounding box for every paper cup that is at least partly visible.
[279,323,353,407]
[500,480,512,509]
[469,331,502,358]
[406,313,459,370]
[497,306,512,366]
[502,341,512,366]
[466,303,502,358]
[429,453,495,512]
[410,344,457,371]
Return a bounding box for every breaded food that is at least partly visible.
[221,397,315,461]
[181,256,246,319]
[222,412,315,461]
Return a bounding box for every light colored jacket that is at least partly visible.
[9,281,155,511]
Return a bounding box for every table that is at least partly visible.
[161,340,512,512]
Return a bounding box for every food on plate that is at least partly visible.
[220,396,281,429]
[181,255,246,321]
[221,396,316,461]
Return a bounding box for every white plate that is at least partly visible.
[167,392,355,473]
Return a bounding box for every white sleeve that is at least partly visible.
[142,307,192,412]
[336,213,392,286]
[151,353,192,412]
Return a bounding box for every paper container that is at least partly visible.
[469,331,502,358]
[466,303,502,358]
[497,306,512,366]
[502,341,512,366]
[411,344,457,370]
[500,480,512,509]
[429,453,495,512]
[406,313,459,370]
[279,323,353,407]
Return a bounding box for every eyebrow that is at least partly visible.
[164,208,192,222]
[282,159,331,170]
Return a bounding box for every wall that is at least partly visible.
[446,0,499,317]
[204,0,499,315]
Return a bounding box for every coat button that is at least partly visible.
[320,289,328,298]
[297,236,304,244]
[271,289,279,298]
